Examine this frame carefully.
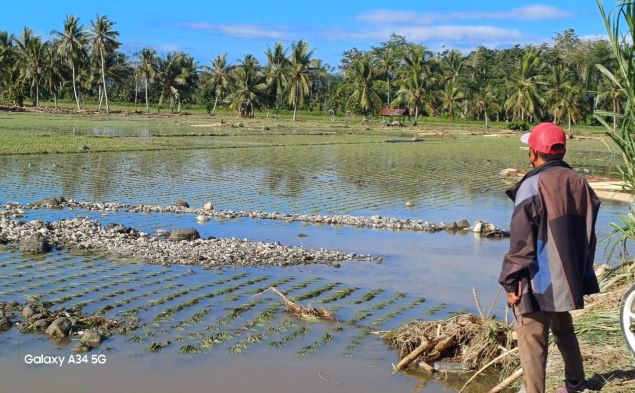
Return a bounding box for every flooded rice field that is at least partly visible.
[0,132,628,392]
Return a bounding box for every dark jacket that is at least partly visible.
[499,160,601,314]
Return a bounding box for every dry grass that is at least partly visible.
[384,314,518,372]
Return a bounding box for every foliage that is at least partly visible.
[507,119,530,131]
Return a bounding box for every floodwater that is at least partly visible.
[0,132,628,393]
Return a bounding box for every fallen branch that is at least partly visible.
[472,287,484,319]
[459,347,519,392]
[488,368,523,393]
[395,337,433,371]
[251,287,337,321]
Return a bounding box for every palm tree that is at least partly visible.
[203,53,230,115]
[553,84,583,133]
[138,47,158,112]
[505,50,544,121]
[392,46,434,125]
[13,28,45,107]
[52,15,85,110]
[0,31,14,95]
[544,63,577,124]
[441,82,466,119]
[227,54,265,117]
[472,86,501,129]
[87,15,119,113]
[286,40,313,120]
[42,42,64,108]
[442,49,465,84]
[597,75,626,131]
[339,54,385,116]
[156,52,198,113]
[264,43,288,115]
[308,58,329,108]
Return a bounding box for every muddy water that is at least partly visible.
[0,134,629,393]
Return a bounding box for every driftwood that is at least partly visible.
[488,368,523,393]
[395,337,433,371]
[252,287,337,321]
[459,347,519,392]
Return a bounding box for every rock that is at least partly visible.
[484,223,497,232]
[457,219,470,229]
[297,233,308,238]
[80,329,102,348]
[169,228,200,241]
[196,215,210,223]
[22,305,35,319]
[45,317,72,338]
[19,235,52,254]
[405,201,415,208]
[31,318,51,331]
[445,222,458,230]
[0,316,11,330]
[36,197,65,208]
[174,200,190,208]
[72,341,90,353]
[472,221,484,233]
[156,229,169,238]
[203,202,214,211]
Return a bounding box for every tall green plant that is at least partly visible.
[596,0,635,262]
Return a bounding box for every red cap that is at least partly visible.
[520,122,566,154]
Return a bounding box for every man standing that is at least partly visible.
[499,122,601,393]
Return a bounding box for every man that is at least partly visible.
[499,122,601,393]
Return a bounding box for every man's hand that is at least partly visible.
[507,291,521,306]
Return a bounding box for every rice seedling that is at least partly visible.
[370,296,426,326]
[146,340,170,352]
[268,326,309,348]
[319,287,358,303]
[349,289,384,305]
[343,328,372,358]
[289,282,340,302]
[227,333,264,353]
[422,303,448,316]
[297,331,336,357]
[128,335,144,343]
[218,300,263,326]
[282,277,321,295]
[243,276,295,295]
[178,344,201,354]
[243,304,280,329]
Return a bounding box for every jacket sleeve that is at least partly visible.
[499,194,540,293]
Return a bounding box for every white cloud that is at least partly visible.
[178,22,291,40]
[324,25,522,43]
[355,4,571,24]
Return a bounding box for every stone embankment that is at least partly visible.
[26,197,510,237]
[0,205,377,267]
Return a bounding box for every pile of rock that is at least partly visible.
[0,213,378,267]
[24,198,510,238]
[17,302,122,352]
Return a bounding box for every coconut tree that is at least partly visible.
[544,63,572,123]
[392,46,434,125]
[286,40,313,120]
[42,42,64,108]
[156,52,197,113]
[0,31,15,97]
[137,47,158,112]
[87,15,119,113]
[472,86,501,129]
[227,54,265,117]
[441,82,466,120]
[339,54,385,116]
[202,53,231,115]
[263,43,288,115]
[505,50,544,121]
[52,15,85,110]
[597,74,626,131]
[553,84,584,133]
[13,28,45,107]
[308,58,329,108]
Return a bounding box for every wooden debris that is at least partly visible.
[252,287,338,321]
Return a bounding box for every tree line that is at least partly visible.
[0,15,625,129]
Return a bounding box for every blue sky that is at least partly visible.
[0,1,612,68]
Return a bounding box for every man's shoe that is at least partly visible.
[554,379,588,393]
